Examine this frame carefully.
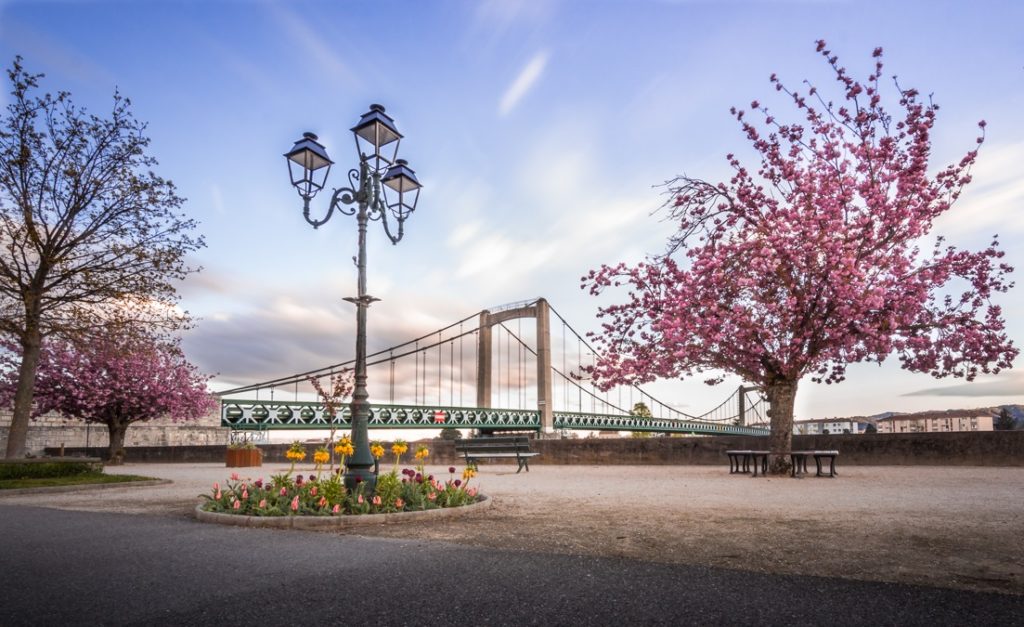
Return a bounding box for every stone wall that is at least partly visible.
[0,409,227,456]
[47,430,1024,466]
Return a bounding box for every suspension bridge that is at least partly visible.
[218,298,769,437]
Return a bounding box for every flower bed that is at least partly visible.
[199,440,481,519]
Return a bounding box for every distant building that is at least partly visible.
[793,418,861,435]
[877,412,993,434]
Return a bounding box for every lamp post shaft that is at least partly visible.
[344,164,378,493]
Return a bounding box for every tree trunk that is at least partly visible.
[107,421,128,465]
[5,326,42,459]
[765,380,798,475]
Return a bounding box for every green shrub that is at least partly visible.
[0,460,102,480]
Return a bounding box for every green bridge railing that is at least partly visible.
[220,400,768,436]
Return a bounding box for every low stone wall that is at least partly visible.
[47,431,1024,466]
[0,409,227,456]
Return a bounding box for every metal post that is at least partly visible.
[344,161,377,493]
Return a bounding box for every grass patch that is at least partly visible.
[0,473,157,490]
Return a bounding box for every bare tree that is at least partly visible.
[0,57,203,457]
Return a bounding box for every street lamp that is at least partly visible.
[284,104,421,492]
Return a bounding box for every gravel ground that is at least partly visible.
[2,462,1021,596]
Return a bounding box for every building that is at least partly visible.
[793,418,862,435]
[876,411,993,434]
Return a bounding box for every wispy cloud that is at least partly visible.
[499,51,548,116]
[266,3,359,88]
[904,372,1024,397]
[935,140,1024,235]
[0,17,115,88]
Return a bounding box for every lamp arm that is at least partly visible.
[378,204,405,244]
[301,195,335,229]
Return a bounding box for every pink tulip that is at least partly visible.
[318,496,327,507]
[310,487,317,496]
[357,494,364,504]
[395,498,404,509]
[215,490,222,499]
[230,473,240,481]
[332,504,340,514]
[280,487,287,496]
[372,496,381,506]
[290,496,299,511]
[241,489,248,499]
[259,499,267,508]
[232,500,240,510]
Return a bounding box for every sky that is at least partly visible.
[0,0,1022,423]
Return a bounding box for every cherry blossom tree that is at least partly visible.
[2,329,216,464]
[584,42,1016,473]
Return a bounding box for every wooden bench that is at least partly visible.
[455,436,539,473]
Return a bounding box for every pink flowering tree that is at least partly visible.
[584,42,1016,473]
[1,331,216,464]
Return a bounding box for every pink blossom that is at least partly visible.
[233,500,241,510]
[259,499,267,508]
[280,487,287,496]
[230,473,240,481]
[372,496,382,506]
[357,494,364,505]
[332,504,340,514]
[290,496,299,511]
[215,489,222,500]
[310,487,317,496]
[241,489,248,499]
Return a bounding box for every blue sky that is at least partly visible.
[1,0,1021,420]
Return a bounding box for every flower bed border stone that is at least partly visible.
[194,493,491,529]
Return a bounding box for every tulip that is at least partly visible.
[215,489,222,499]
[394,498,404,509]
[448,467,456,474]
[259,499,267,508]
[241,489,248,499]
[230,473,240,481]
[372,496,382,506]
[233,500,241,510]
[357,494,364,505]
[280,487,287,496]
[290,496,300,511]
[332,504,340,514]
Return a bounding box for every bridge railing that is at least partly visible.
[220,400,767,436]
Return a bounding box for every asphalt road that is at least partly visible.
[0,504,1020,626]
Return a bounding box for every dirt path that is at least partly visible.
[3,463,1021,595]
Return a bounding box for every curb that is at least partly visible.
[0,478,172,497]
[194,493,492,529]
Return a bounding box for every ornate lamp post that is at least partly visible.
[284,104,421,492]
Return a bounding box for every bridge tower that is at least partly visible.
[476,298,554,434]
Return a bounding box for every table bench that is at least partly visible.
[455,436,539,473]
[726,450,769,477]
[728,449,839,478]
[789,450,839,477]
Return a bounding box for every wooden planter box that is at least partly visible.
[226,448,263,468]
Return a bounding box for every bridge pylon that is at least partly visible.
[476,298,554,434]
